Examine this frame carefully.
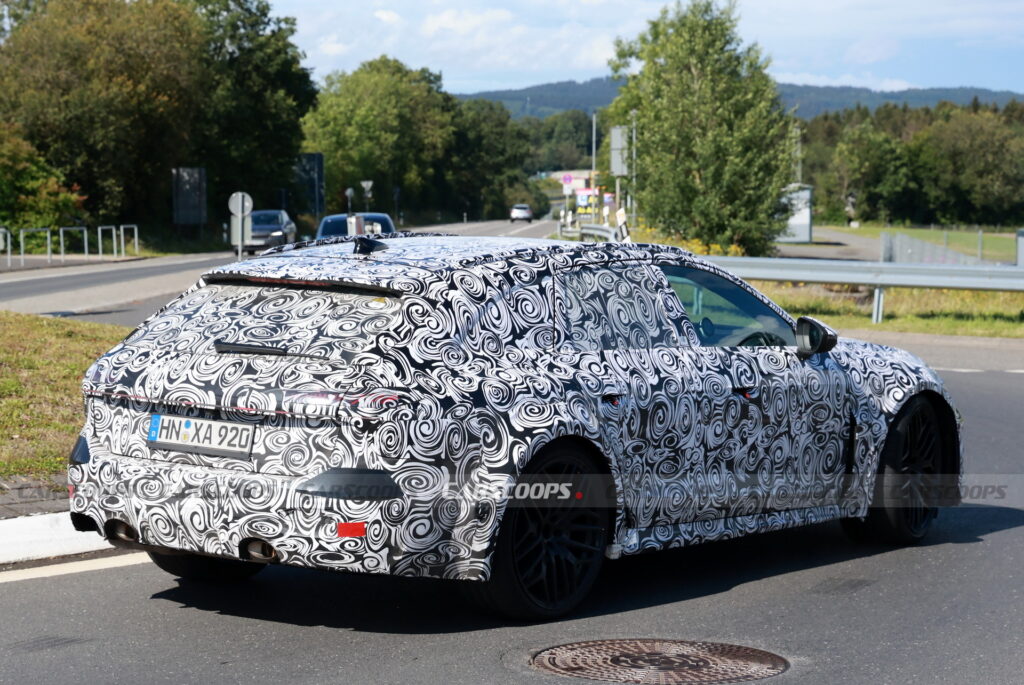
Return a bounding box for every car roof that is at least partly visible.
[207,234,702,286]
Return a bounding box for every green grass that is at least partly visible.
[755,281,1024,338]
[825,224,1018,263]
[0,312,130,478]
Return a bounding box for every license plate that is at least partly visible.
[146,415,254,458]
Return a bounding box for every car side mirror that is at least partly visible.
[796,316,837,359]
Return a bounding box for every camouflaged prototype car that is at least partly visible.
[68,233,961,618]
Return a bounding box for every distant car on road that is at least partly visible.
[316,212,396,239]
[509,204,533,223]
[246,210,296,254]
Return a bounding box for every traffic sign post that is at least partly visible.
[360,180,373,213]
[229,191,253,260]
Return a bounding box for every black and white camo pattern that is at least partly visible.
[69,235,962,580]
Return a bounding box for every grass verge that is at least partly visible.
[756,281,1024,338]
[0,311,129,479]
[825,224,1017,263]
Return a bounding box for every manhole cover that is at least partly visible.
[531,639,788,684]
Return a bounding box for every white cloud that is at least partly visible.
[374,9,401,24]
[420,9,513,38]
[773,71,916,92]
[317,34,353,57]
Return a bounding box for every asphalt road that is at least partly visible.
[3,217,1023,683]
[0,220,558,325]
[1,339,1023,683]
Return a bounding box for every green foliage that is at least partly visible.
[303,56,550,222]
[910,110,1024,225]
[805,102,1024,226]
[0,122,84,229]
[0,0,314,229]
[303,57,455,215]
[192,0,316,217]
[610,0,796,256]
[0,0,206,221]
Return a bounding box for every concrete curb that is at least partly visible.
[0,512,111,565]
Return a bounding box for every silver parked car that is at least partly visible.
[245,210,296,254]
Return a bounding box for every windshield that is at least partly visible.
[126,283,404,360]
[252,212,281,226]
[319,217,348,237]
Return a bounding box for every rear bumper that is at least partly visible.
[68,452,490,580]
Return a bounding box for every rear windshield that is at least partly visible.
[127,283,404,360]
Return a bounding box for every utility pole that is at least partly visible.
[592,111,598,223]
[630,109,637,228]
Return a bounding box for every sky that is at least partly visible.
[270,0,1024,94]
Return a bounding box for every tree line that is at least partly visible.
[0,0,551,236]
[802,99,1024,226]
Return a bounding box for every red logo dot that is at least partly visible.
[575,491,583,500]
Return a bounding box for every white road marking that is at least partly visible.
[932,367,984,373]
[0,553,149,585]
[1006,370,1024,374]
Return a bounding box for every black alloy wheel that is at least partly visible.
[464,446,609,620]
[843,396,942,544]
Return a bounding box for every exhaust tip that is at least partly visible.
[244,539,278,563]
[107,520,138,543]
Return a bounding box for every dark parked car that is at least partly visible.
[316,212,396,238]
[245,210,296,254]
[69,234,961,619]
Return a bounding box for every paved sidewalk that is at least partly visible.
[776,226,879,261]
[0,474,69,519]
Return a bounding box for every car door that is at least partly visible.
[552,259,692,531]
[652,262,852,518]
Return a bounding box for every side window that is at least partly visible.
[560,262,680,352]
[657,265,795,347]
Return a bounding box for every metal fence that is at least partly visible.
[881,231,993,266]
[1,224,141,270]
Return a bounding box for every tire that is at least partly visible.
[147,550,264,582]
[463,446,609,620]
[842,396,942,545]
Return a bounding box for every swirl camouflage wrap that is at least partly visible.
[68,234,962,581]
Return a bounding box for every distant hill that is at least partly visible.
[458,76,1024,119]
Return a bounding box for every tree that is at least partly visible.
[911,110,1024,225]
[192,0,316,218]
[828,121,913,223]
[0,122,83,228]
[447,99,532,219]
[610,0,796,255]
[0,0,205,221]
[302,57,455,215]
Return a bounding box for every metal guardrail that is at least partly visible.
[704,255,1024,323]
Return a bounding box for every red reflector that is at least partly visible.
[67,484,75,499]
[336,521,366,537]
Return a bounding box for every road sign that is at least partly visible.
[610,126,628,177]
[561,173,573,185]
[562,184,574,195]
[360,180,373,194]
[228,191,252,218]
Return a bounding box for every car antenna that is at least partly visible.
[353,236,389,255]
